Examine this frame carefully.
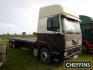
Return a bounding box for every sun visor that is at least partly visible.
[65,14,80,21]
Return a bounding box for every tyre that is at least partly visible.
[9,41,15,48]
[32,47,38,57]
[39,48,51,64]
[0,62,3,67]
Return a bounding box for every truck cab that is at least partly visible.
[80,15,93,52]
[36,4,82,63]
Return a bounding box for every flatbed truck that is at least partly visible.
[9,4,82,64]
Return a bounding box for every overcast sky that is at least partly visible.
[0,0,93,34]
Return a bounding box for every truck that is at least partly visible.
[80,15,93,53]
[0,39,6,67]
[9,4,82,64]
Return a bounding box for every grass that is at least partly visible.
[0,35,93,70]
[1,46,60,70]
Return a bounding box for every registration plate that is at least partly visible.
[73,55,78,59]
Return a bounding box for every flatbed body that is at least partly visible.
[9,37,37,49]
[10,37,37,42]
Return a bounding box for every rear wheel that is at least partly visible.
[32,47,38,57]
[0,62,3,67]
[9,41,16,48]
[12,44,15,48]
[39,48,51,64]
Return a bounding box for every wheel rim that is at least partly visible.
[33,48,38,57]
[0,62,3,67]
[12,44,15,48]
[41,51,48,62]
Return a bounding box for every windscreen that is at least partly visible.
[63,18,81,34]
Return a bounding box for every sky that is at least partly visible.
[0,0,93,34]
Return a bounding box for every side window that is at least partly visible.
[47,15,60,31]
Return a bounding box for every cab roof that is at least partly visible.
[39,4,80,21]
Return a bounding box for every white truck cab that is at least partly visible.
[38,4,80,33]
[37,4,82,63]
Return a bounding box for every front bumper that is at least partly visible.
[64,46,81,59]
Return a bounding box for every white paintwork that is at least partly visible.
[39,4,79,20]
[37,4,80,34]
[37,17,47,33]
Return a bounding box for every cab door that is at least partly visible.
[46,15,65,50]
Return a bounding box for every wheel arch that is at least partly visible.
[35,41,52,53]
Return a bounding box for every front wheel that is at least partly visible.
[39,48,51,64]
